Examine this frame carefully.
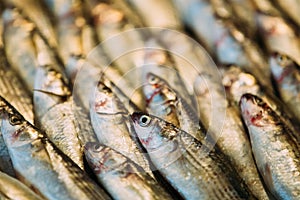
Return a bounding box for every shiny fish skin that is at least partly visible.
[194,72,269,200]
[255,12,300,65]
[144,73,204,143]
[269,53,300,122]
[221,65,300,135]
[0,171,44,200]
[86,0,145,76]
[90,77,154,178]
[141,40,195,109]
[0,96,111,200]
[2,7,38,91]
[0,42,33,177]
[7,0,57,49]
[126,0,182,29]
[240,93,300,200]
[173,0,272,91]
[273,0,300,27]
[34,64,84,169]
[131,112,255,200]
[84,142,172,200]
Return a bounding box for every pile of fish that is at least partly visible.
[0,0,299,199]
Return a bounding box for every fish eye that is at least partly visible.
[148,75,159,84]
[275,54,289,67]
[9,115,22,125]
[94,143,101,151]
[139,115,152,127]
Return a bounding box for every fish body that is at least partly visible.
[194,72,269,199]
[131,112,255,200]
[273,0,300,27]
[86,0,145,75]
[269,53,300,122]
[173,0,271,90]
[221,65,300,133]
[2,7,38,91]
[126,0,182,29]
[90,76,154,177]
[144,73,204,143]
[256,12,300,65]
[8,0,57,48]
[84,142,172,200]
[0,171,44,200]
[240,93,300,200]
[0,96,111,200]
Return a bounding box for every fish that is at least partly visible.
[141,39,195,109]
[223,0,257,38]
[255,11,300,65]
[84,142,173,200]
[0,30,33,177]
[269,53,300,122]
[240,93,300,200]
[2,7,38,91]
[125,0,183,29]
[273,0,300,27]
[194,71,269,200]
[86,0,145,76]
[7,0,58,48]
[131,112,255,200]
[49,0,89,65]
[90,76,154,178]
[0,171,44,200]
[33,33,87,169]
[221,65,300,134]
[0,95,111,200]
[173,0,272,91]
[143,72,204,143]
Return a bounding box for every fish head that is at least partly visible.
[84,142,126,174]
[144,73,177,112]
[240,93,278,129]
[269,52,295,83]
[92,79,127,114]
[34,66,70,118]
[131,112,178,151]
[0,96,39,148]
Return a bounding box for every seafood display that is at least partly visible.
[0,0,299,199]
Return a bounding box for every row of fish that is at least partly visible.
[0,0,299,200]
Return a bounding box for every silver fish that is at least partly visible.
[90,77,154,178]
[143,72,204,143]
[86,0,145,76]
[221,65,300,134]
[269,53,300,122]
[255,11,300,65]
[2,7,38,91]
[131,112,255,200]
[84,142,172,200]
[240,93,300,200]
[0,171,44,200]
[0,96,111,200]
[173,0,272,90]
[7,0,58,48]
[273,0,300,27]
[194,71,269,200]
[125,0,182,29]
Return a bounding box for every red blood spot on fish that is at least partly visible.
[145,88,161,106]
[95,99,108,109]
[11,129,23,143]
[275,67,293,84]
[140,137,152,146]
[266,25,276,36]
[250,111,263,127]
